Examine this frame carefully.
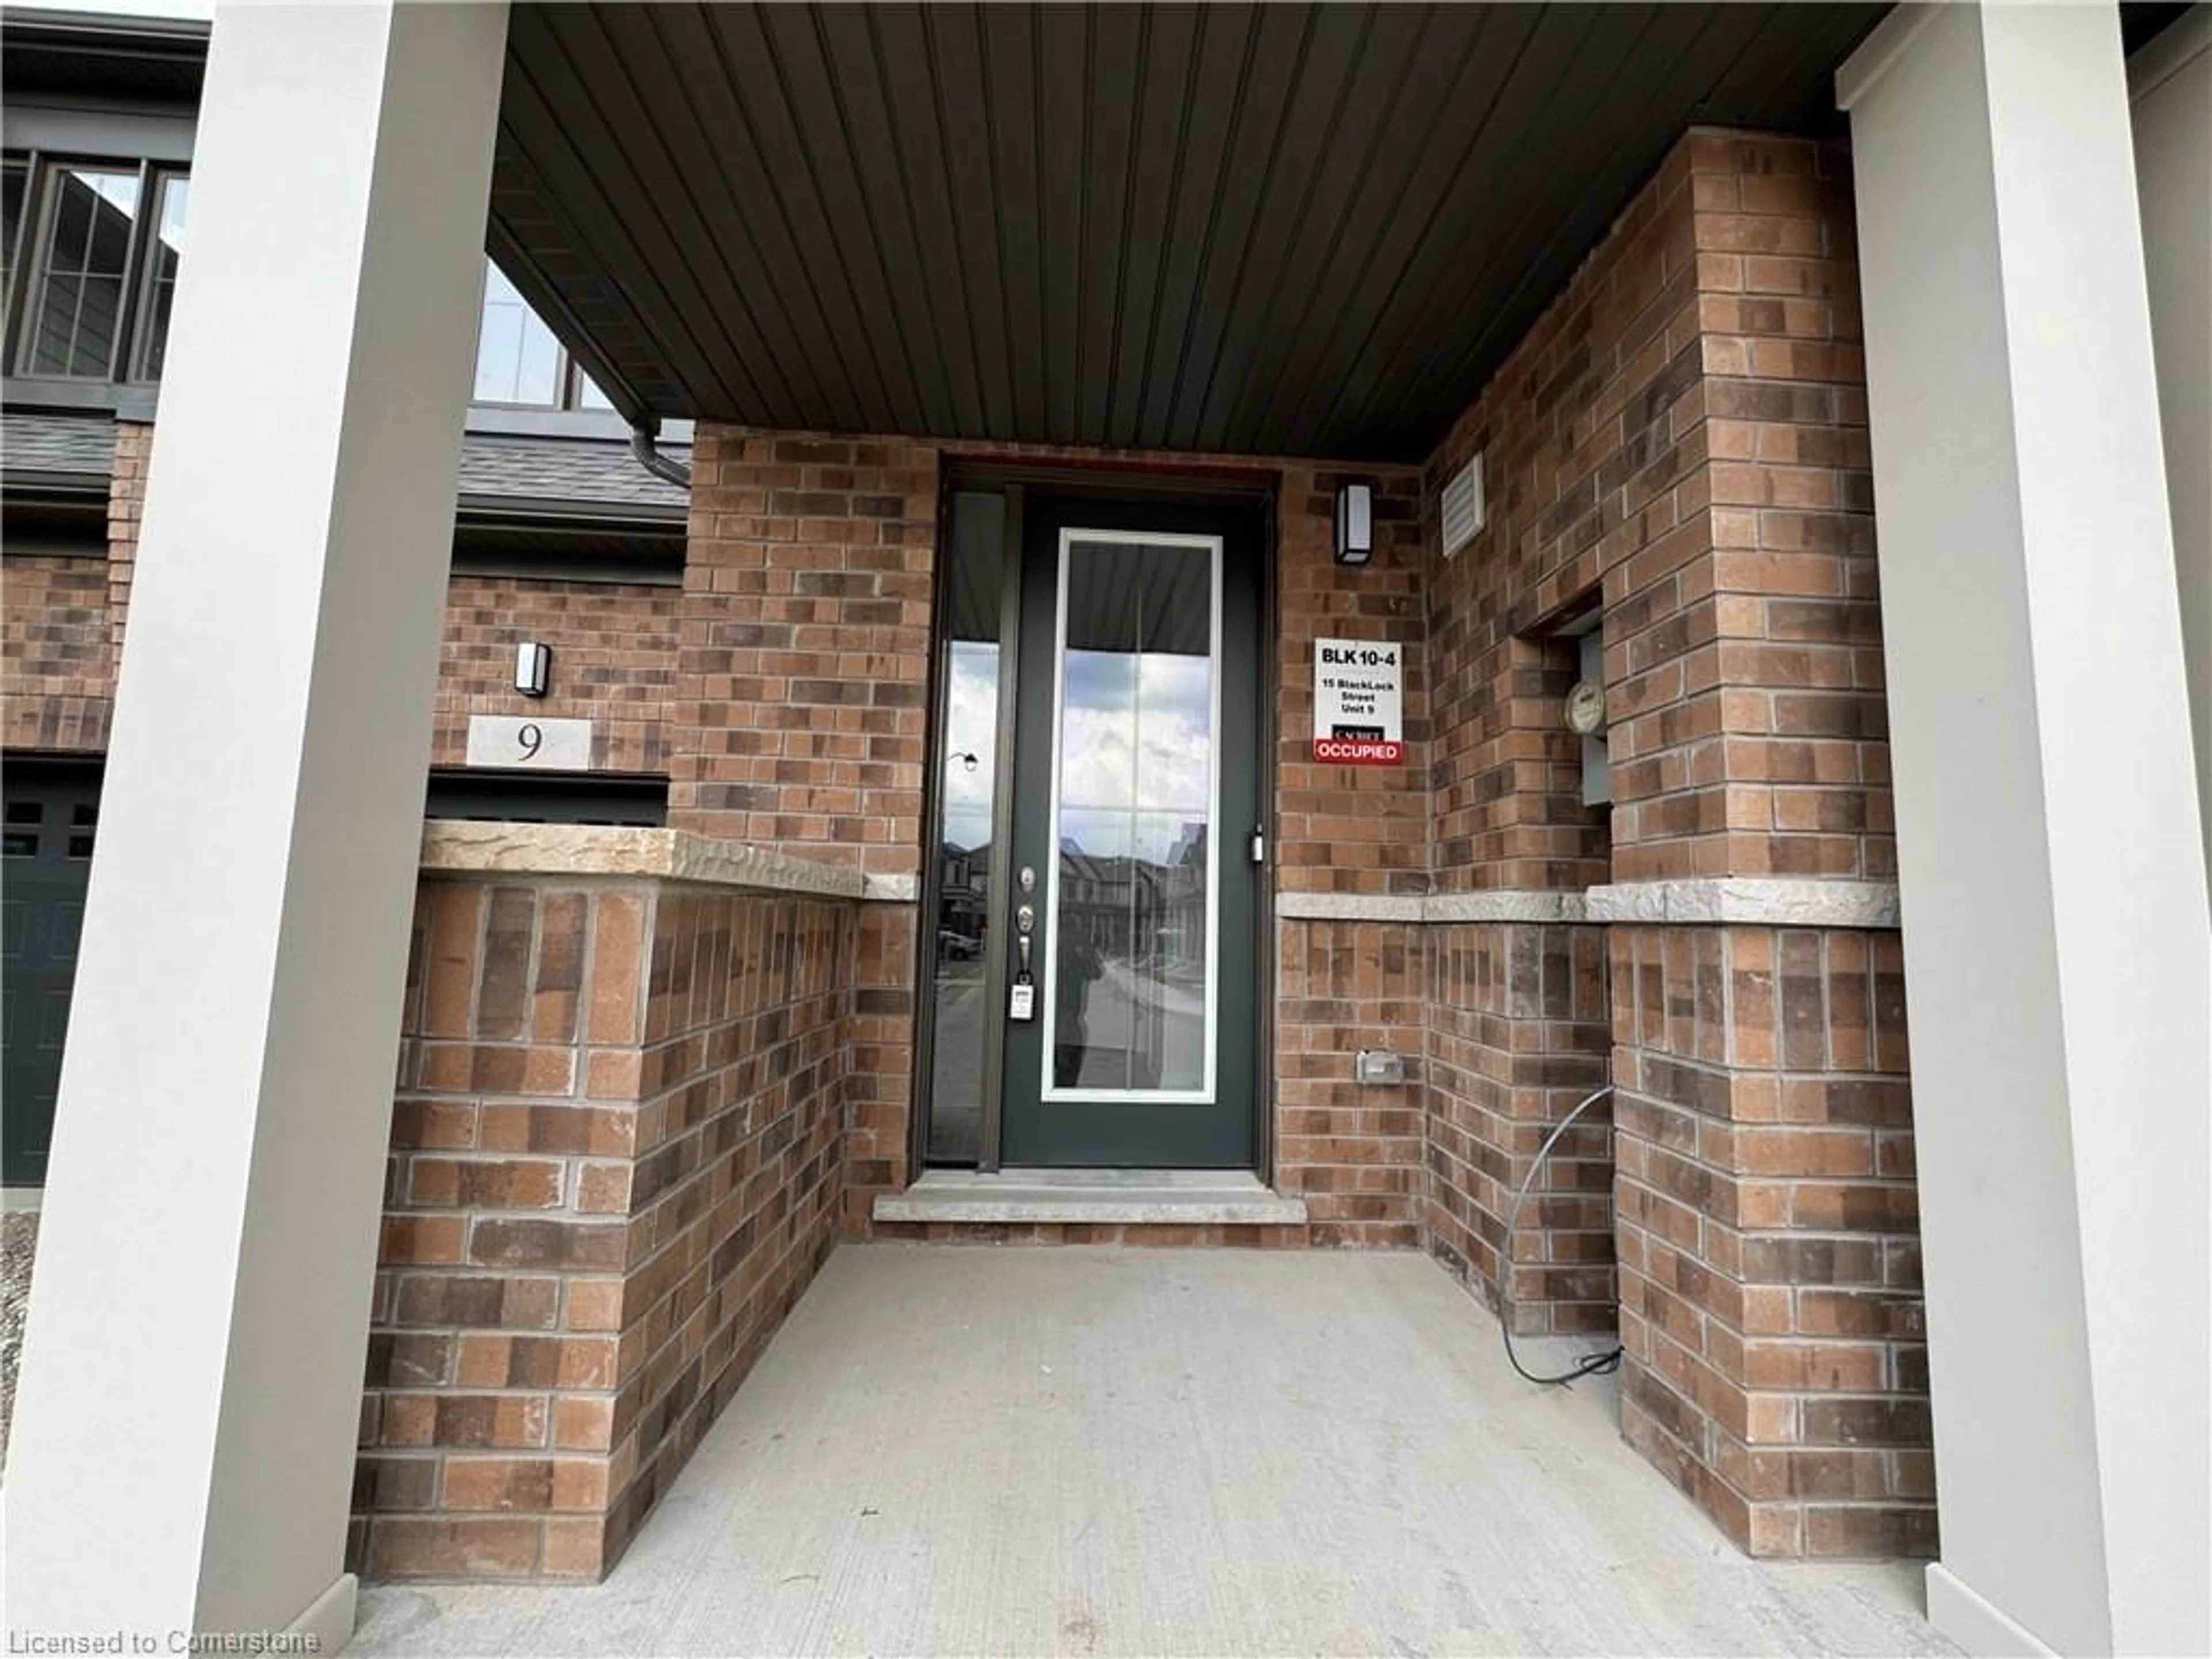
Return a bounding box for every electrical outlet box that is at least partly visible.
[1355,1048,1406,1085]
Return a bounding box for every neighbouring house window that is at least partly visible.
[24,166,141,377]
[0,157,614,408]
[2,156,189,383]
[1,160,27,333]
[474,260,562,404]
[132,173,189,380]
[472,257,615,411]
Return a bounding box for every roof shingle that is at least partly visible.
[0,410,689,513]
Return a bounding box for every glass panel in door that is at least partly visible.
[1047,533,1217,1100]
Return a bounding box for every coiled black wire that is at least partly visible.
[1498,1084,1625,1387]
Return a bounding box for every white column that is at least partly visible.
[3,1,507,1644]
[1839,6,2210,1657]
[2130,7,2212,887]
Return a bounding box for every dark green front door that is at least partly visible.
[2,760,100,1187]
[996,494,1263,1168]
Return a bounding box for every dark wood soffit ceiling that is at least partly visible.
[488,2,1888,465]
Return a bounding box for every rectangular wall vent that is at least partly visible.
[1440,452,1485,558]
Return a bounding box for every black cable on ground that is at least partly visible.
[1498,1084,1626,1388]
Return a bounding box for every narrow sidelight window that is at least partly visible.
[925,490,1008,1164]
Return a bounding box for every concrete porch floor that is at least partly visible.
[351,1246,1957,1657]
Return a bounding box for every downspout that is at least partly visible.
[628,418,691,490]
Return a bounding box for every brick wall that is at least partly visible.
[1420,128,1925,1556]
[677,430,1440,1238]
[1426,135,1888,891]
[1690,140,1890,884]
[3,430,678,779]
[1271,463,1431,1244]
[431,575,677,775]
[672,430,935,871]
[1611,923,1929,1555]
[0,423,142,755]
[1418,127,1706,1341]
[1,555,111,752]
[1273,918,1427,1247]
[357,869,853,1579]
[1426,922,1613,1332]
[105,421,149,660]
[1274,464,1430,897]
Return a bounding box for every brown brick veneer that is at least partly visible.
[1274,465,1429,898]
[5,420,677,776]
[105,420,149,656]
[430,575,677,775]
[1273,919,1426,1247]
[0,420,144,753]
[1611,924,1929,1556]
[1427,133,1887,893]
[676,431,1435,1240]
[1426,923,1613,1332]
[1421,128,1923,1554]
[357,871,853,1579]
[2,554,111,753]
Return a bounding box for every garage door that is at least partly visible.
[2,760,98,1187]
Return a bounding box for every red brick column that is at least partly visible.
[672,426,937,1231]
[671,427,935,873]
[1611,922,1929,1555]
[1422,128,1927,1555]
[1604,135,1927,1556]
[357,849,854,1581]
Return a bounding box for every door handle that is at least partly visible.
[1015,903,1035,977]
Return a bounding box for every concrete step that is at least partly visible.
[873,1168,1308,1226]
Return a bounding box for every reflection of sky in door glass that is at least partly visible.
[1057,539,1212,828]
[1048,538,1214,1097]
[941,640,998,853]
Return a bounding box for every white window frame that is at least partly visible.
[1039,527,1224,1106]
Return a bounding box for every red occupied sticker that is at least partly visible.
[1313,737,1403,765]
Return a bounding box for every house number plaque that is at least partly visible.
[465,714,593,771]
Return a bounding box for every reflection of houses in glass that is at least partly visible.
[1055,824,1207,963]
[937,840,988,961]
[1054,821,1209,1090]
[1160,823,1208,974]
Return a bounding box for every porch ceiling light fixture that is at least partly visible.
[514,642,552,699]
[1334,481,1374,566]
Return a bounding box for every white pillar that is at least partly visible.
[3,1,507,1643]
[1838,6,2210,1657]
[2130,7,2212,887]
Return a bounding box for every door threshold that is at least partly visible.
[875,1168,1307,1226]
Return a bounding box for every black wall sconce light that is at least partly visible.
[1334,482,1374,566]
[514,642,551,698]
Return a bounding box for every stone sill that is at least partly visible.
[1275,878,1900,930]
[875,1169,1309,1227]
[418,821,865,899]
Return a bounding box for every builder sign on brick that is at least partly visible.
[1313,638,1403,765]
